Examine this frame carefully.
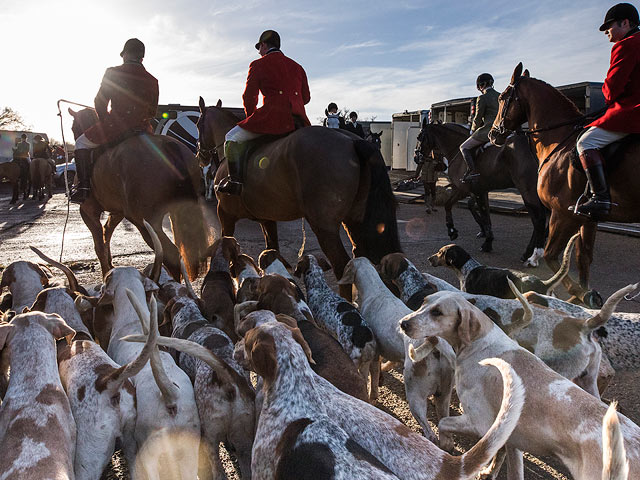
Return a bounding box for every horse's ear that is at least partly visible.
[523,69,530,78]
[511,62,523,85]
[216,99,222,108]
[198,96,206,113]
[68,108,76,117]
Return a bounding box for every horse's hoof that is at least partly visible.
[476,231,486,238]
[480,242,493,253]
[583,290,604,309]
[448,229,458,241]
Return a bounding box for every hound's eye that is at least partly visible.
[431,308,442,317]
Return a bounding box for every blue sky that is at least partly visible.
[0,0,617,140]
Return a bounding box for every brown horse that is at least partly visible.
[30,158,53,201]
[416,120,547,263]
[489,63,640,307]
[68,108,208,280]
[196,98,400,297]
[0,162,22,204]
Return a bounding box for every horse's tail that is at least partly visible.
[164,141,208,280]
[349,140,401,262]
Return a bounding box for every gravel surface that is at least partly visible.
[1,182,639,479]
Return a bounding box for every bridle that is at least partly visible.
[494,80,520,137]
[195,108,224,168]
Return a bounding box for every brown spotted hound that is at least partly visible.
[253,274,369,401]
[0,311,76,479]
[240,320,524,480]
[259,248,306,300]
[0,260,50,312]
[427,232,578,299]
[400,290,640,480]
[201,236,241,341]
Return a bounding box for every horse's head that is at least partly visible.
[68,108,98,140]
[489,63,530,146]
[415,118,437,163]
[195,97,223,168]
[368,131,382,150]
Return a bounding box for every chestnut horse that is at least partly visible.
[68,108,208,280]
[416,120,546,264]
[490,63,640,307]
[196,98,400,297]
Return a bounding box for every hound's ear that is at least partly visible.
[216,99,222,108]
[289,326,315,365]
[245,328,277,382]
[523,69,530,78]
[97,288,115,306]
[40,313,76,343]
[456,304,482,346]
[0,324,13,350]
[141,276,159,293]
[75,294,100,312]
[337,261,355,285]
[198,96,206,113]
[511,62,523,85]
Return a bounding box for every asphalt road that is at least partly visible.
[1,181,639,479]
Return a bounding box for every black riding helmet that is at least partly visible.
[476,73,494,89]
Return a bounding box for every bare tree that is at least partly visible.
[0,107,28,130]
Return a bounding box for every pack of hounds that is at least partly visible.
[0,224,638,480]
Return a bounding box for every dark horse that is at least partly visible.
[416,120,547,264]
[68,108,208,280]
[490,63,640,307]
[0,161,24,204]
[196,98,401,297]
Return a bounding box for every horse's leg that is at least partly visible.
[544,210,584,299]
[444,187,465,241]
[103,213,124,272]
[259,221,279,250]
[467,195,486,237]
[133,215,182,281]
[575,221,602,308]
[522,202,548,267]
[217,203,237,238]
[79,198,111,276]
[476,191,494,252]
[310,223,352,300]
[10,182,18,204]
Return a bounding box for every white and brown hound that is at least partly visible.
[0,312,76,479]
[400,290,640,480]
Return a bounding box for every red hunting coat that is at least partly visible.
[85,61,159,144]
[589,30,640,133]
[237,50,311,135]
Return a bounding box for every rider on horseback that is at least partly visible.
[460,73,499,183]
[574,3,640,218]
[71,38,158,203]
[32,135,56,172]
[216,30,311,196]
[12,134,30,190]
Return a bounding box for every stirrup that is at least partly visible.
[216,178,243,195]
[460,171,480,184]
[69,187,90,204]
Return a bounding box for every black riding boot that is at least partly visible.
[574,149,611,219]
[216,141,243,195]
[70,149,91,203]
[460,148,480,183]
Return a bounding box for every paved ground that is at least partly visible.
[1,180,639,479]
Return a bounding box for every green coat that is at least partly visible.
[471,87,499,142]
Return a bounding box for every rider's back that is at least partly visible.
[238,51,311,135]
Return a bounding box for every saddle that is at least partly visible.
[236,115,306,182]
[571,132,640,174]
[88,128,147,164]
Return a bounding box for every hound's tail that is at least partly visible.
[445,358,525,478]
[602,402,629,480]
[542,232,580,294]
[585,283,639,331]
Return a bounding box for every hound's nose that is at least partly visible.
[427,255,437,266]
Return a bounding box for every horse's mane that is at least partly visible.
[523,77,582,117]
[208,106,244,124]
